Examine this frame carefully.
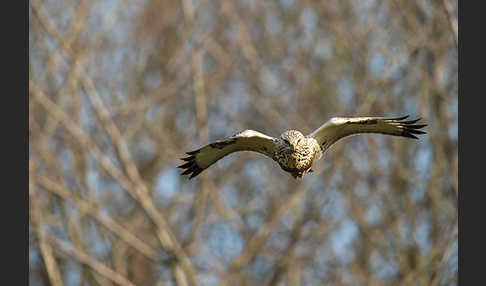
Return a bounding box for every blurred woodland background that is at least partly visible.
[29,0,458,285]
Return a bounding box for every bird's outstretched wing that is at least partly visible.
[307,115,427,152]
[178,130,278,179]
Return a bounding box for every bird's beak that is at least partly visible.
[290,142,296,151]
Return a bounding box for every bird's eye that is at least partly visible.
[283,139,290,145]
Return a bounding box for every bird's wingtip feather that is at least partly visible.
[179,151,204,179]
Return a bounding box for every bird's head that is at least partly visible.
[280,130,304,151]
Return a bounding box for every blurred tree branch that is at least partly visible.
[30,0,457,285]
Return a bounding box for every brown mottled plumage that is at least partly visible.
[274,130,321,178]
[179,115,426,179]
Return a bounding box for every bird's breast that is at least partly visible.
[285,144,314,170]
[274,139,319,174]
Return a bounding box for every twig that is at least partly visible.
[30,160,64,286]
[82,76,198,286]
[441,0,458,50]
[44,234,137,286]
[36,175,160,261]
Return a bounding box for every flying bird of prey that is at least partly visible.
[179,115,426,179]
